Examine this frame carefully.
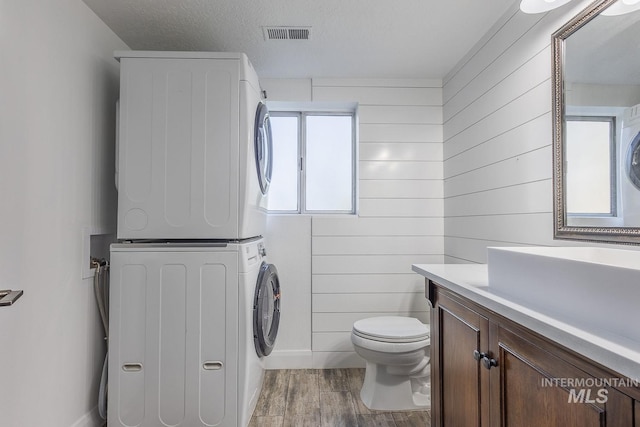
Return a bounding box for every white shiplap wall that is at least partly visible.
[311,79,443,367]
[442,1,596,263]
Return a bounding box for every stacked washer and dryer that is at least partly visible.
[108,51,280,427]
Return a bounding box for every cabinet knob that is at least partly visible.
[473,350,487,361]
[481,357,498,370]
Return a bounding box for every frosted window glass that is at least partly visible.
[566,119,612,214]
[305,116,353,212]
[267,116,299,211]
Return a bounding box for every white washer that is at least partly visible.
[108,239,280,427]
[114,51,273,240]
[621,103,640,226]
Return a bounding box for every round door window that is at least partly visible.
[253,262,280,357]
[254,102,273,195]
[627,131,640,190]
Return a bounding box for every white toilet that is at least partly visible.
[351,316,431,411]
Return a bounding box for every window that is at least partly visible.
[267,111,356,214]
[565,116,616,216]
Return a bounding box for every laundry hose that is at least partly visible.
[92,259,110,421]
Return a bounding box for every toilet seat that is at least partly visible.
[353,316,429,343]
[351,332,429,353]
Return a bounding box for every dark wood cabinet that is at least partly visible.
[428,280,640,427]
[494,324,605,426]
[431,294,489,426]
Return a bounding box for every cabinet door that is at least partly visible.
[432,294,490,427]
[606,388,634,427]
[494,325,605,427]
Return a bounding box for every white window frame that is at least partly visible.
[268,108,357,215]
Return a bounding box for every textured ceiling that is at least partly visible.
[82,0,517,79]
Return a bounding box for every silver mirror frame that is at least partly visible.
[552,0,640,244]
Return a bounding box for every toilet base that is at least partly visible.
[360,361,431,411]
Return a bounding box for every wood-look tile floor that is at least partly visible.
[249,368,431,427]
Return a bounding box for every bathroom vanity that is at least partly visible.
[413,262,640,427]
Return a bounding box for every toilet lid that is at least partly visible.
[352,316,429,343]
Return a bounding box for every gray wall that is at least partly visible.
[0,1,127,425]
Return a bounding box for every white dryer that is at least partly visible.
[108,238,281,427]
[114,51,273,240]
[621,103,640,226]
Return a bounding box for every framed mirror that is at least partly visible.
[553,0,640,244]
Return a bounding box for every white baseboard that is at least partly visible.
[70,405,105,427]
[312,351,365,369]
[265,350,367,370]
[264,350,313,369]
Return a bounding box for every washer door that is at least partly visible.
[253,262,280,357]
[254,102,273,195]
[627,131,640,190]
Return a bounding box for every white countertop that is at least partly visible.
[412,263,640,382]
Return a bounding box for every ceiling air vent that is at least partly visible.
[263,26,312,41]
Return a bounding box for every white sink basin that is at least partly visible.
[487,246,640,344]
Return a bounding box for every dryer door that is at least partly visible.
[253,262,280,357]
[254,102,273,195]
[627,131,640,190]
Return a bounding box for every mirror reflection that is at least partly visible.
[560,0,640,233]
